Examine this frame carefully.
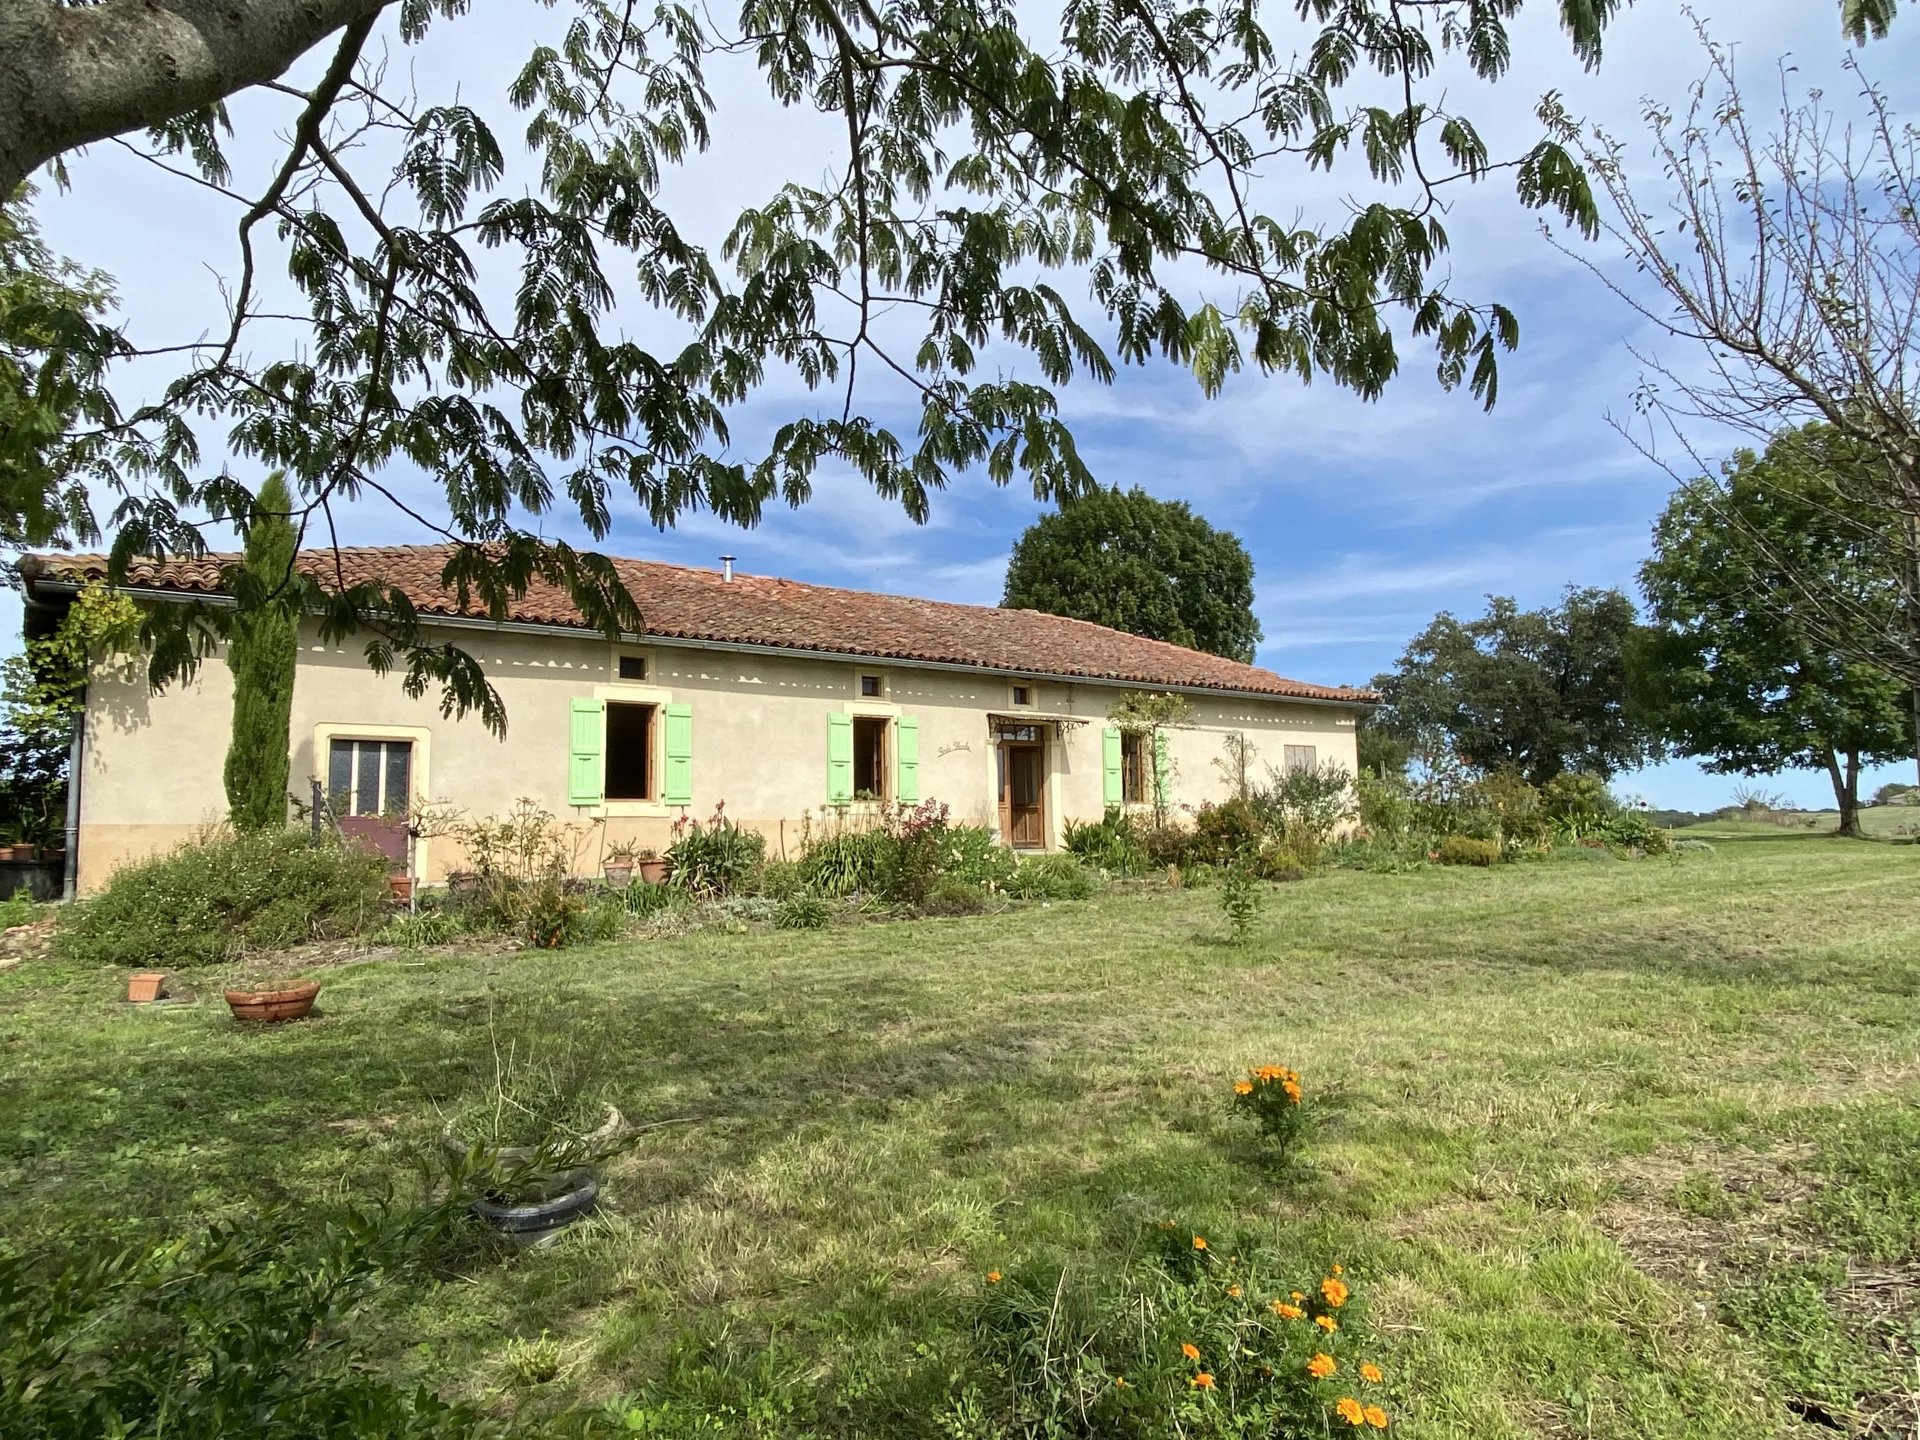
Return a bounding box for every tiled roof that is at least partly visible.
[20,545,1375,704]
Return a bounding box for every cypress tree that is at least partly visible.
[223,474,300,830]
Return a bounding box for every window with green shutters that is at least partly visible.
[896,717,919,803]
[568,699,604,806]
[662,704,693,805]
[826,712,853,805]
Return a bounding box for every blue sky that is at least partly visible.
[7,0,1918,811]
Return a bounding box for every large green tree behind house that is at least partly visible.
[1372,588,1654,785]
[1636,427,1916,838]
[1002,488,1260,662]
[223,475,301,831]
[0,0,1775,734]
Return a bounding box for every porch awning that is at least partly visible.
[985,712,1089,731]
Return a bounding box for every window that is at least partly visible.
[1121,732,1150,804]
[860,673,884,698]
[993,721,1044,742]
[1283,744,1317,775]
[853,715,889,799]
[1011,684,1032,706]
[328,738,412,817]
[605,702,655,800]
[617,653,648,681]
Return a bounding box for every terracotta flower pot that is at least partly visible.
[128,972,168,1004]
[603,862,633,887]
[388,874,414,903]
[637,858,668,885]
[224,979,322,1023]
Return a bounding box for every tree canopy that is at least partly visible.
[1372,587,1654,786]
[1002,487,1260,662]
[0,0,1648,731]
[0,0,1897,729]
[1635,427,1916,836]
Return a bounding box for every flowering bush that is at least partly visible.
[1232,1065,1311,1162]
[971,1232,1393,1437]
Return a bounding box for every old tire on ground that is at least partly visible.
[470,1170,598,1247]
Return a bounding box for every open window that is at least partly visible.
[1121,732,1150,804]
[853,715,889,800]
[605,701,656,800]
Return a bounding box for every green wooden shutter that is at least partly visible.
[895,716,920,804]
[826,712,853,805]
[1101,727,1123,807]
[663,703,693,805]
[1154,731,1171,806]
[568,699,604,806]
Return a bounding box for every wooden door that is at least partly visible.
[999,741,1046,848]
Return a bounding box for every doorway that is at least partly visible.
[997,735,1047,849]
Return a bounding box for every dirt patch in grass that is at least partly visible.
[1598,1143,1920,1437]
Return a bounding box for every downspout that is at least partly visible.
[62,711,82,900]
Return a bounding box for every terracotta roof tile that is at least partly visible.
[20,545,1376,704]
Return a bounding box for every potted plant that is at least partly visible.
[442,1085,626,1249]
[603,841,638,887]
[634,847,667,885]
[388,871,415,903]
[224,977,322,1022]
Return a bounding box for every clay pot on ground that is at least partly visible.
[224,979,321,1023]
[636,858,669,885]
[602,862,633,887]
[127,972,168,1004]
[388,874,415,903]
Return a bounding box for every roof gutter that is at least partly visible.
[22,575,1379,711]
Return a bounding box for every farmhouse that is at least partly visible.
[18,546,1374,891]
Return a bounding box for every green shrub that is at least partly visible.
[871,799,952,905]
[1543,771,1616,825]
[624,876,685,917]
[773,892,833,930]
[56,827,388,967]
[944,823,1020,888]
[923,876,990,916]
[1063,807,1148,876]
[0,1198,557,1440]
[523,881,586,949]
[750,858,810,900]
[1218,860,1260,943]
[1189,797,1263,865]
[1434,835,1500,867]
[374,911,463,948]
[1480,771,1550,846]
[1251,761,1355,844]
[1354,769,1412,840]
[1006,853,1098,900]
[577,893,628,943]
[799,827,891,896]
[0,889,37,929]
[1671,837,1716,856]
[666,803,765,898]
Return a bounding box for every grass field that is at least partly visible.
[3,830,1917,1438]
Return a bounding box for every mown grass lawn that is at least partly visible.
[3,830,1918,1438]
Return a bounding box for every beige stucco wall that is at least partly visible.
[74,621,1362,890]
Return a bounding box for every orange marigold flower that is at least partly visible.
[1227,1284,1243,1298]
[1290,1291,1305,1302]
[986,1271,1002,1284]
[1192,1236,1208,1251]
[1233,1080,1254,1096]
[1359,1363,1383,1384]
[1321,1277,1350,1307]
[1335,1396,1367,1426]
[1332,1263,1345,1275]
[1306,1353,1337,1379]
[1364,1405,1389,1429]
[1283,1080,1303,1103]
[1316,1315,1339,1333]
[1181,1343,1202,1361]
[1272,1301,1305,1320]
[1190,1373,1216,1390]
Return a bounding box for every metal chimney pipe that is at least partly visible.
[720,555,736,582]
